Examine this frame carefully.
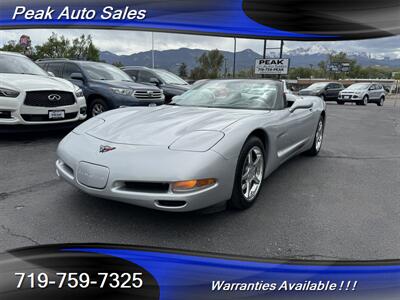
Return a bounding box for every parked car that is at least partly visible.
[56,79,326,212]
[0,51,86,129]
[299,82,344,101]
[122,66,190,103]
[37,59,165,117]
[338,83,385,106]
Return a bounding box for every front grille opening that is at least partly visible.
[123,181,169,193]
[0,111,11,119]
[24,91,76,107]
[134,90,163,99]
[155,200,187,208]
[21,112,78,122]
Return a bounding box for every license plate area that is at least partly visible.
[77,162,109,189]
[49,110,65,119]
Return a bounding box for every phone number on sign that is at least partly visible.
[15,272,144,289]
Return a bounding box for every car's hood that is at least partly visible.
[91,80,161,91]
[164,84,191,92]
[86,105,255,146]
[0,73,74,91]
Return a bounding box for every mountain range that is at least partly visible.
[100,46,400,73]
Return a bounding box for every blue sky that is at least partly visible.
[1,29,399,59]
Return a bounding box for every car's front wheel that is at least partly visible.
[377,96,384,106]
[305,115,325,156]
[89,99,109,117]
[229,136,265,210]
[362,95,369,106]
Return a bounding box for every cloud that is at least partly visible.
[1,28,399,58]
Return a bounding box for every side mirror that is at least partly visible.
[48,71,55,77]
[149,77,160,86]
[289,98,313,113]
[70,72,84,81]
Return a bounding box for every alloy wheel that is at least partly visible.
[92,103,105,116]
[315,119,324,152]
[241,146,264,202]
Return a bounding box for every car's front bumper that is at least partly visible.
[0,94,87,126]
[56,132,236,212]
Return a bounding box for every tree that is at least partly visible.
[34,33,100,61]
[178,63,188,78]
[190,49,224,80]
[0,40,24,53]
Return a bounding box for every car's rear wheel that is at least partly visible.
[305,115,325,156]
[229,137,265,210]
[89,99,108,117]
[362,95,368,106]
[377,96,384,106]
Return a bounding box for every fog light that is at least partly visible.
[171,178,216,193]
[80,107,87,115]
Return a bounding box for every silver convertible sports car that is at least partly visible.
[56,80,326,212]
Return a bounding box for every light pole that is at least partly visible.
[233,37,237,78]
[151,32,155,68]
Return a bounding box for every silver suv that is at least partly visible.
[338,83,385,106]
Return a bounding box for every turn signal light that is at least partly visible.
[171,179,216,193]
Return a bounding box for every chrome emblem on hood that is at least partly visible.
[48,94,61,101]
[99,145,116,153]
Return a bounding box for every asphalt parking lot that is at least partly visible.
[0,98,399,260]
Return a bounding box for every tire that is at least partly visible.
[362,95,368,106]
[305,115,325,156]
[337,100,344,105]
[377,96,384,106]
[229,136,265,210]
[89,98,108,117]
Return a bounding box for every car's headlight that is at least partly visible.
[171,178,217,193]
[0,87,20,98]
[169,131,224,152]
[73,85,84,98]
[110,88,133,96]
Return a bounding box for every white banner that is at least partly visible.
[255,58,290,75]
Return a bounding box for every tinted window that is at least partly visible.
[326,83,335,89]
[138,70,155,82]
[63,63,81,79]
[124,69,139,81]
[47,63,64,77]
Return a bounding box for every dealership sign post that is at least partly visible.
[255,58,290,75]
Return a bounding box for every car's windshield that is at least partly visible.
[348,83,370,90]
[154,69,188,85]
[83,62,133,81]
[172,80,279,110]
[307,83,327,89]
[0,54,48,76]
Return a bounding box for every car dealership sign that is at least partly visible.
[255,58,290,75]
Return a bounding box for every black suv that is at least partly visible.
[122,66,190,103]
[299,82,344,101]
[37,59,165,117]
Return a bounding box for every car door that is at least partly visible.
[325,83,336,99]
[275,96,316,160]
[369,84,378,100]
